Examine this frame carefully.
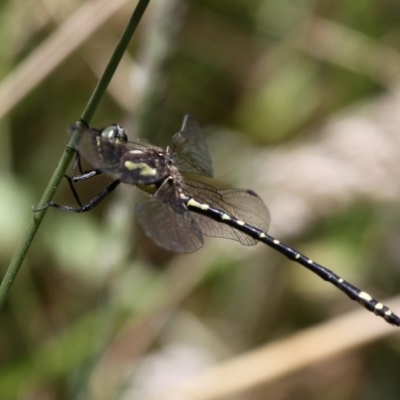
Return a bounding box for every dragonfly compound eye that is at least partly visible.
[101,125,127,144]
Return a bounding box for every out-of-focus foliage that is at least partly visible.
[1,0,400,399]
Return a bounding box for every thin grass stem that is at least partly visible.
[0,0,151,311]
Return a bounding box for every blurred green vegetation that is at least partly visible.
[1,0,400,399]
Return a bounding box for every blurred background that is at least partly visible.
[1,0,400,399]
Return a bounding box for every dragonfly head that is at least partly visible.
[101,125,127,145]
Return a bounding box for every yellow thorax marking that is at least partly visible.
[124,161,157,176]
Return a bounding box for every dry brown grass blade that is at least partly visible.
[292,16,400,87]
[141,296,400,400]
[0,0,128,121]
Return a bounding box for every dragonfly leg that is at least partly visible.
[34,147,109,212]
[34,179,121,213]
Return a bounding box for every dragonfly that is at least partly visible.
[36,114,400,326]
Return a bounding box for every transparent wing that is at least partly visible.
[184,180,270,246]
[168,114,213,177]
[135,196,204,253]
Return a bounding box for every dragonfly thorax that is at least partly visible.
[120,147,176,195]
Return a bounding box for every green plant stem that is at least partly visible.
[0,0,151,311]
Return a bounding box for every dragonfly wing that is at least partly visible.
[135,197,204,253]
[168,115,213,177]
[184,180,270,246]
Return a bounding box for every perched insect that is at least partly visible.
[36,115,400,326]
